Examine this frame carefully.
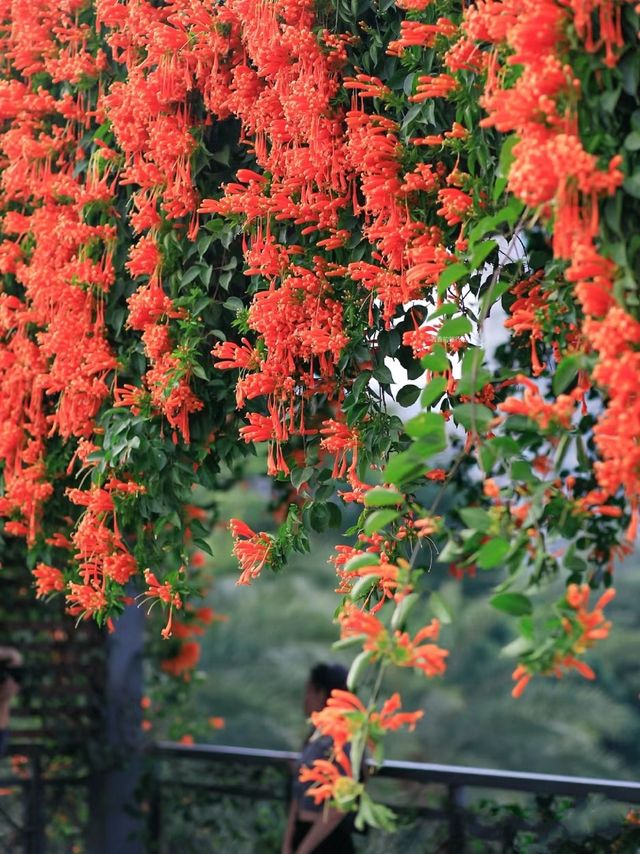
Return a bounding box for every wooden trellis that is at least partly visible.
[0,563,106,756]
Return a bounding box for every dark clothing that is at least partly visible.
[292,732,337,813]
[292,819,355,854]
[292,731,355,851]
[0,729,7,758]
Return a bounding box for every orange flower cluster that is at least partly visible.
[160,604,222,678]
[229,519,274,586]
[511,584,615,697]
[463,0,639,523]
[500,375,585,431]
[298,754,359,807]
[61,480,143,620]
[564,583,616,654]
[311,690,423,761]
[193,0,479,490]
[0,0,116,544]
[340,603,449,678]
[300,689,422,806]
[97,0,219,441]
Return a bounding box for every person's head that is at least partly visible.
[304,662,348,717]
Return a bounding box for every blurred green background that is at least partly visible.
[177,476,640,783]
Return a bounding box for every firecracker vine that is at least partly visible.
[1,0,639,830]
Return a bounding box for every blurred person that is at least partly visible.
[281,662,355,854]
[0,646,22,757]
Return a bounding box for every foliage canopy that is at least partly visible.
[1,0,639,829]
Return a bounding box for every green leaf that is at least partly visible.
[428,302,459,321]
[452,403,494,433]
[459,507,492,531]
[405,411,445,440]
[439,315,472,338]
[421,344,449,372]
[309,502,330,532]
[192,538,213,557]
[601,86,621,113]
[480,277,513,314]
[355,793,396,832]
[413,433,447,460]
[469,240,497,270]
[469,215,498,244]
[500,635,534,658]
[420,376,447,407]
[457,348,492,397]
[364,487,404,507]
[493,134,518,200]
[350,574,380,601]
[291,466,314,490]
[347,650,373,692]
[344,553,381,573]
[181,266,202,285]
[326,501,342,529]
[552,354,581,395]
[373,364,394,385]
[390,592,420,631]
[396,384,421,407]
[223,296,244,312]
[490,592,533,616]
[438,262,469,293]
[476,537,510,569]
[429,591,452,624]
[191,363,208,380]
[333,634,368,650]
[351,370,371,401]
[624,131,640,151]
[384,452,428,486]
[511,460,539,483]
[497,196,525,228]
[479,443,497,472]
[363,509,400,535]
[491,436,521,456]
[623,173,640,199]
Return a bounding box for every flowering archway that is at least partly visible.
[0,0,638,829]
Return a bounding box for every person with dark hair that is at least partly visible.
[281,662,355,854]
[0,646,22,758]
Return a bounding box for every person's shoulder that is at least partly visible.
[300,732,333,761]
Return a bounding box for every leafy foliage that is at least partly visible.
[0,0,638,832]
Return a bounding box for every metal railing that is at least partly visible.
[0,748,91,854]
[2,742,639,852]
[0,752,45,854]
[149,742,640,853]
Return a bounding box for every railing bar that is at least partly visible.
[0,799,26,832]
[151,742,640,803]
[377,758,640,792]
[158,781,287,800]
[153,742,299,764]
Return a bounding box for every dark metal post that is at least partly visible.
[146,767,162,854]
[24,751,45,854]
[447,784,466,853]
[88,601,144,854]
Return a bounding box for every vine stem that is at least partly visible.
[469,211,529,449]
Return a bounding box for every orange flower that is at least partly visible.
[161,641,201,677]
[229,519,273,585]
[33,563,65,598]
[298,754,359,807]
[565,584,615,652]
[410,74,458,102]
[373,693,423,732]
